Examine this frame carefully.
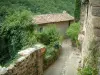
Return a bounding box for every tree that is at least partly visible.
[74,0,81,22]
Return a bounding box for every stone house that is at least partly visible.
[32,12,74,35]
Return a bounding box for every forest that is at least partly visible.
[0,0,75,21]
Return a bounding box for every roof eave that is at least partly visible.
[33,19,74,25]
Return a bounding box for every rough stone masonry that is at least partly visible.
[0,44,45,75]
[79,0,100,73]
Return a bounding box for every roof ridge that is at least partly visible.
[33,12,74,24]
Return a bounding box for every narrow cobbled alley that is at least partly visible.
[44,39,81,75]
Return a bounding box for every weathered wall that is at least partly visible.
[0,44,45,75]
[80,1,94,65]
[80,0,100,67]
[40,21,74,36]
[53,21,69,36]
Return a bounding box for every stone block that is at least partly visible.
[92,6,100,17]
[94,28,100,37]
[94,36,100,42]
[17,56,26,63]
[92,16,100,28]
[90,0,100,6]
[18,48,36,56]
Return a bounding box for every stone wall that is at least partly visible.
[79,1,94,65]
[79,0,100,70]
[0,44,45,75]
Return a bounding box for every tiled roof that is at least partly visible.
[32,12,74,24]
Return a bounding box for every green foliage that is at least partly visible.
[37,25,61,66]
[78,66,93,75]
[66,22,80,42]
[74,0,81,21]
[0,0,74,65]
[44,46,56,60]
[0,0,75,20]
[0,10,37,64]
[37,25,60,45]
[78,65,98,75]
[88,40,99,75]
[44,45,59,65]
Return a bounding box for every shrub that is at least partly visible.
[37,25,60,45]
[78,66,93,75]
[0,10,37,64]
[37,25,61,67]
[66,22,80,42]
[44,45,59,65]
[44,46,56,60]
[74,0,81,22]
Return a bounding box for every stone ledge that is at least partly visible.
[18,44,45,56]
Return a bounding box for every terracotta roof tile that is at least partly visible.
[32,12,74,24]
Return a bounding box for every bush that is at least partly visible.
[74,0,81,22]
[44,46,56,60]
[66,22,80,42]
[44,45,60,66]
[0,10,37,64]
[37,25,61,68]
[37,25,60,45]
[78,66,93,75]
